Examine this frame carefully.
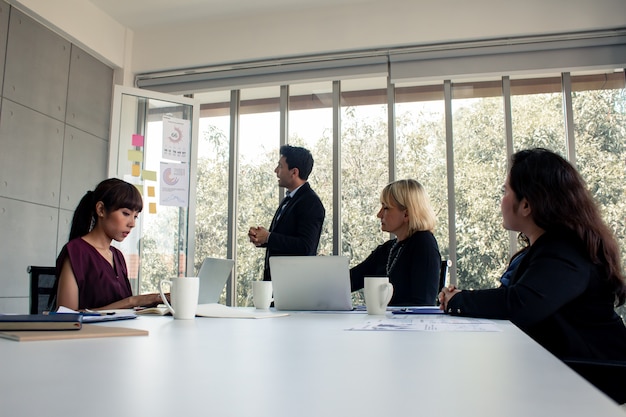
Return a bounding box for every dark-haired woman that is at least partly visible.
[439,148,626,361]
[53,178,162,311]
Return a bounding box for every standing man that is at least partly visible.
[248,145,325,280]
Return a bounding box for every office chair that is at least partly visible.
[27,266,57,314]
[437,259,451,305]
[563,358,626,405]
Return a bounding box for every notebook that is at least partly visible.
[197,257,234,304]
[269,256,353,311]
[0,313,82,331]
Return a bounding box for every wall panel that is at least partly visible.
[0,3,9,96]
[3,8,70,121]
[0,99,64,206]
[60,126,108,211]
[66,45,113,139]
[0,197,58,297]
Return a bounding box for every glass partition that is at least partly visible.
[109,86,198,295]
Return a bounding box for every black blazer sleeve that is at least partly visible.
[447,233,592,326]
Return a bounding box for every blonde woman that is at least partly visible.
[350,179,441,306]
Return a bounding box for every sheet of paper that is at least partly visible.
[346,315,501,332]
[56,306,137,323]
[195,303,288,319]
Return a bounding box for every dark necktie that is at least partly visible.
[275,194,291,222]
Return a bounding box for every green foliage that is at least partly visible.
[139,84,626,322]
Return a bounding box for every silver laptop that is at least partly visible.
[197,257,234,304]
[269,256,353,311]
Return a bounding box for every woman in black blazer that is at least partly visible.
[350,179,441,306]
[439,148,626,361]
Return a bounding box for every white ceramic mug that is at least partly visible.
[252,281,273,310]
[364,277,394,315]
[159,277,200,319]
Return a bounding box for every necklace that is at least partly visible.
[386,239,404,275]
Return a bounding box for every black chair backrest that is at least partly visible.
[439,259,451,292]
[564,358,626,404]
[27,266,57,314]
[437,260,451,305]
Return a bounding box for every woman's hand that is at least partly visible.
[438,285,462,311]
[132,293,167,308]
[91,293,167,310]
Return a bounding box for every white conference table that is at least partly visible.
[1,310,624,417]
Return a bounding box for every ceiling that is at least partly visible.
[87,0,378,30]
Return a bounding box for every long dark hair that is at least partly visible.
[69,178,143,241]
[509,148,626,306]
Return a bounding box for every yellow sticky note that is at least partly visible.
[128,150,143,162]
[134,184,143,195]
[149,202,157,214]
[147,186,155,197]
[142,170,157,181]
[131,164,140,177]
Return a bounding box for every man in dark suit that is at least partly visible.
[248,145,325,280]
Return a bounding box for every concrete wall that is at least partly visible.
[0,3,113,313]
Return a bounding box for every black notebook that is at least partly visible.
[0,314,82,331]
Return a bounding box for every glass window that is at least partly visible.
[395,84,448,260]
[237,87,281,306]
[195,91,231,302]
[452,80,509,290]
[288,82,334,256]
[570,71,626,318]
[340,77,388,302]
[510,76,566,154]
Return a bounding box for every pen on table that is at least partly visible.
[48,310,115,316]
[84,309,116,316]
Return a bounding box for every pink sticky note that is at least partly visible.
[132,134,144,147]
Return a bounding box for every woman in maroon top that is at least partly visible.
[53,178,162,310]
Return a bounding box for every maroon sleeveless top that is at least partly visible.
[56,238,133,309]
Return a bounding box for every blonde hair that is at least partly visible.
[380,179,436,234]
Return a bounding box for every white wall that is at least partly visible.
[132,0,626,74]
[8,0,626,79]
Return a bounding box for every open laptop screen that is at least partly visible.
[269,256,353,311]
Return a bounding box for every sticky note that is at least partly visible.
[134,184,143,195]
[149,202,157,214]
[147,186,155,197]
[132,134,144,147]
[142,170,157,181]
[128,150,143,162]
[131,164,140,177]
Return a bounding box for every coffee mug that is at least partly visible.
[159,277,199,319]
[364,277,394,315]
[252,281,273,310]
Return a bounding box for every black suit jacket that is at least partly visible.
[263,182,325,280]
[447,229,626,360]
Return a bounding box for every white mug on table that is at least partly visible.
[159,276,200,319]
[252,280,273,310]
[364,277,394,315]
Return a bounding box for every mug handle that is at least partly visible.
[380,283,394,308]
[159,280,175,315]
